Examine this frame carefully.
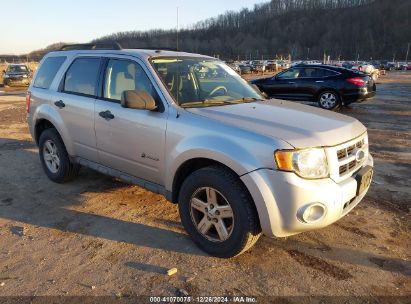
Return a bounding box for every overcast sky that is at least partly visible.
[1,0,264,54]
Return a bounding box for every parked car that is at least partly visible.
[278,60,290,69]
[378,61,395,71]
[265,60,280,72]
[250,65,376,110]
[352,64,379,81]
[2,64,32,86]
[238,64,252,74]
[27,44,374,257]
[397,62,407,70]
[402,63,411,70]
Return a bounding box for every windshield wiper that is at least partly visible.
[229,97,265,103]
[180,97,264,108]
[180,100,230,108]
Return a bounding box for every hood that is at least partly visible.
[186,99,366,148]
[250,77,270,84]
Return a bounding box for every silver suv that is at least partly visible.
[27,44,374,257]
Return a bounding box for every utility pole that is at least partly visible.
[405,42,410,64]
[176,7,179,51]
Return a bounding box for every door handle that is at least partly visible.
[99,110,115,120]
[315,81,325,83]
[288,82,296,84]
[54,100,65,109]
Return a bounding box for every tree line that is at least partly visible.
[92,0,410,61]
[2,0,410,62]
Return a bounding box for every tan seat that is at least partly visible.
[112,63,136,99]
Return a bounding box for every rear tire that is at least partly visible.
[39,128,79,183]
[178,166,261,258]
[317,91,341,111]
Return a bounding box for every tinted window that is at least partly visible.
[7,65,28,73]
[64,58,101,96]
[33,57,66,89]
[321,69,339,77]
[299,68,321,78]
[277,68,299,79]
[104,59,158,101]
[314,68,339,77]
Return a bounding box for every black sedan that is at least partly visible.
[2,64,32,87]
[250,65,376,110]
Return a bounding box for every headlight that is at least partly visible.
[23,75,28,78]
[3,74,9,78]
[275,148,329,179]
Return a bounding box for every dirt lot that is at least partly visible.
[0,72,410,302]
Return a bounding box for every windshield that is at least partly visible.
[7,65,28,73]
[151,58,264,107]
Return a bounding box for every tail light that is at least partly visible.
[26,91,31,113]
[346,77,366,86]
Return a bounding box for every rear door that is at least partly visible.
[94,57,167,184]
[53,56,102,162]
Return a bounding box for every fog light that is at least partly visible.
[297,203,326,224]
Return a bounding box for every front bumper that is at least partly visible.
[3,78,30,86]
[241,154,373,237]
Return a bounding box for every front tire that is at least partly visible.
[178,166,261,258]
[39,128,79,183]
[318,91,341,111]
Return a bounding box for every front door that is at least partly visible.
[292,67,319,101]
[265,68,299,99]
[94,58,167,185]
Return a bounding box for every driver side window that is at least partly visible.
[277,68,300,79]
[103,59,158,102]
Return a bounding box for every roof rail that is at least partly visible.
[137,47,178,52]
[59,42,122,51]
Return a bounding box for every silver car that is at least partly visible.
[27,44,374,257]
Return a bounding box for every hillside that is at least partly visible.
[93,0,410,60]
[3,0,410,61]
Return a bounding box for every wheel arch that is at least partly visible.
[34,119,56,145]
[170,157,242,204]
[32,105,74,155]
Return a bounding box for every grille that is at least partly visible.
[336,138,366,177]
[337,139,365,160]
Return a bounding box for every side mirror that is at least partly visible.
[2,70,5,74]
[121,90,157,111]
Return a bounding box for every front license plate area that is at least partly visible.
[355,166,373,196]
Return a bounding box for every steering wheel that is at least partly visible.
[208,86,228,98]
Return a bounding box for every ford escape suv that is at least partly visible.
[27,43,374,258]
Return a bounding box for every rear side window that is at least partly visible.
[63,57,101,96]
[317,69,339,77]
[33,56,66,89]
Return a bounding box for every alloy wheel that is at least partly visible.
[319,92,337,109]
[189,187,235,242]
[43,139,60,174]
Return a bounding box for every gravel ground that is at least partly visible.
[0,72,410,302]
